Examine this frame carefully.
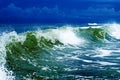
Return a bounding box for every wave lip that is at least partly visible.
[41,27,85,45]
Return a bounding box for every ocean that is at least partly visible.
[0,23,120,80]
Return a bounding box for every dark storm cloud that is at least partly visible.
[0,0,120,23]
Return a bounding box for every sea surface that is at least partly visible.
[0,23,120,80]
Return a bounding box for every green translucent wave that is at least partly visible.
[77,27,106,42]
[5,27,114,79]
[6,32,63,76]
[5,27,108,70]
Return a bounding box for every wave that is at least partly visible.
[104,23,120,39]
[1,23,120,79]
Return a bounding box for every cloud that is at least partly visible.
[81,0,120,2]
[80,7,119,16]
[68,7,120,23]
[0,3,120,23]
[0,4,65,18]
[65,7,120,19]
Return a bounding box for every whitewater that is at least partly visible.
[1,23,120,80]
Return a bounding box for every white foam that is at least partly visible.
[70,56,81,60]
[94,48,111,57]
[36,27,85,45]
[56,28,82,45]
[82,59,93,63]
[0,66,14,80]
[0,31,22,80]
[104,23,120,39]
[88,23,98,26]
[0,31,26,65]
[41,66,50,71]
[0,67,7,80]
[97,61,117,66]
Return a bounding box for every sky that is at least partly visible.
[0,0,120,24]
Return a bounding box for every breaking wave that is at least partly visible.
[1,23,120,79]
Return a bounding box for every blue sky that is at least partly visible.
[0,0,120,23]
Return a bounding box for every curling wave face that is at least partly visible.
[1,23,120,79]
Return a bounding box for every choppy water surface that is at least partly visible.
[1,23,120,80]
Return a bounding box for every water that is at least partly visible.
[1,23,120,80]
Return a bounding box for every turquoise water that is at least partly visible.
[1,23,120,80]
